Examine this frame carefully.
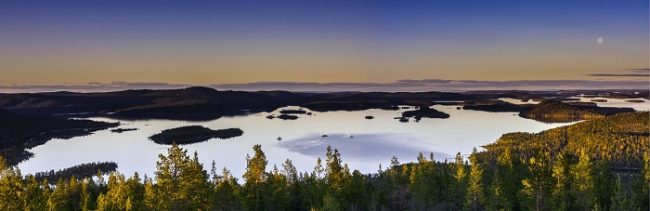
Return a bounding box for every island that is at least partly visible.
[519,100,634,122]
[34,162,118,183]
[277,114,299,120]
[279,109,308,115]
[110,128,138,133]
[626,99,646,103]
[401,107,450,121]
[149,126,243,145]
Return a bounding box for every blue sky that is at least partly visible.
[0,0,647,88]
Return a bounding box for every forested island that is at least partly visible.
[0,112,647,210]
[149,126,243,145]
[110,128,137,133]
[519,100,634,122]
[33,162,117,183]
[277,114,299,120]
[463,100,634,122]
[401,106,450,121]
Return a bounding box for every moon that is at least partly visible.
[597,37,604,44]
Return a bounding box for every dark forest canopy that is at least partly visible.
[463,100,635,122]
[401,106,450,121]
[149,126,243,145]
[276,114,299,120]
[0,112,647,210]
[483,112,649,168]
[33,162,117,183]
[0,109,118,164]
[519,100,634,122]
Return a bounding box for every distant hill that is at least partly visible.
[0,87,469,120]
[0,88,644,121]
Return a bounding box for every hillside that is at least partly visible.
[518,100,634,122]
[0,109,118,164]
[483,111,650,168]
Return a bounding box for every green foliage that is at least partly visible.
[0,112,646,210]
[465,149,484,211]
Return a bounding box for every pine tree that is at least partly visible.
[0,157,24,210]
[551,151,575,211]
[610,176,634,210]
[323,146,350,209]
[243,144,268,211]
[143,177,157,210]
[521,152,554,211]
[634,152,650,210]
[454,152,468,208]
[572,149,595,210]
[179,152,210,210]
[154,144,210,210]
[592,160,614,210]
[410,152,437,208]
[48,178,71,211]
[489,146,518,211]
[79,178,95,211]
[465,149,484,211]
[212,168,242,210]
[23,176,47,211]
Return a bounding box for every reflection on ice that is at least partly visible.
[279,133,451,161]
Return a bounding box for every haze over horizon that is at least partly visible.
[1,0,648,91]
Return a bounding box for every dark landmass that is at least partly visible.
[149,126,243,145]
[580,91,650,99]
[401,107,450,120]
[462,99,634,122]
[110,128,138,133]
[265,115,275,119]
[626,99,645,103]
[33,162,117,183]
[279,109,308,115]
[482,111,649,168]
[301,101,400,112]
[364,115,374,120]
[277,114,299,120]
[519,100,634,122]
[0,87,646,121]
[0,109,118,165]
[590,99,608,102]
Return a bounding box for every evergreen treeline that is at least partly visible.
[0,112,647,210]
[34,162,117,183]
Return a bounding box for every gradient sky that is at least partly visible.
[0,0,648,86]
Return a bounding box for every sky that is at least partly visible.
[0,0,648,91]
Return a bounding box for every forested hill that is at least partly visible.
[518,100,635,122]
[483,111,649,169]
[0,109,118,164]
